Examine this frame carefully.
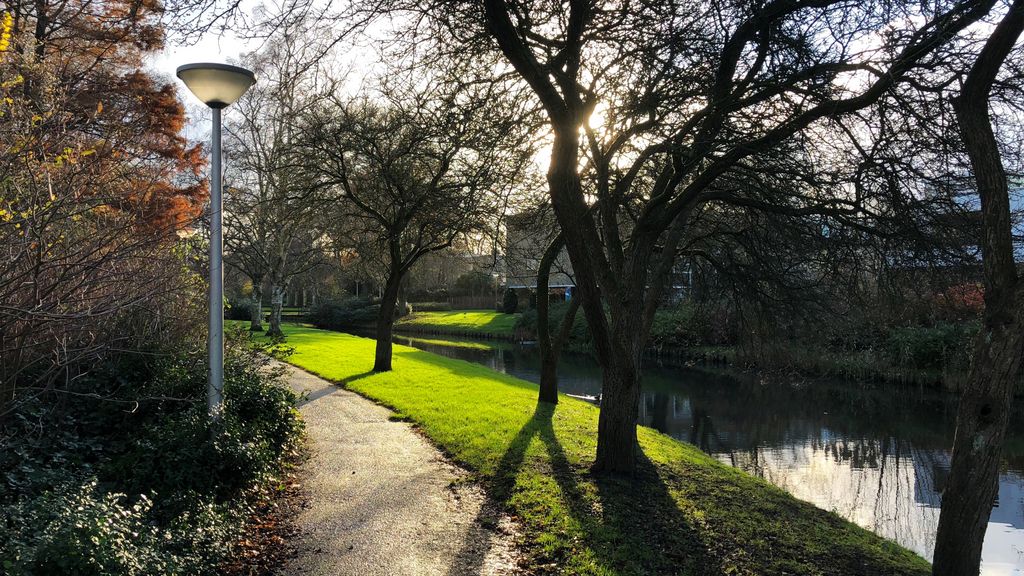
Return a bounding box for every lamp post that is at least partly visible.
[176,63,256,419]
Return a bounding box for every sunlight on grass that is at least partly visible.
[260,324,930,576]
[395,310,519,337]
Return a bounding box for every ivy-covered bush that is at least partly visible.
[0,334,303,575]
[396,301,413,318]
[409,301,451,312]
[0,480,234,575]
[648,302,736,348]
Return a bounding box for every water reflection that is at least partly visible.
[392,334,1024,574]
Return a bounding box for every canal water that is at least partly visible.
[392,333,1024,575]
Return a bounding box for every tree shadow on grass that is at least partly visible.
[447,402,709,576]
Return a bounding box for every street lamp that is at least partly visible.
[176,62,256,419]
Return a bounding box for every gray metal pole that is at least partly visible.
[208,107,224,419]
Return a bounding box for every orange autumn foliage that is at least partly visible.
[5,0,206,232]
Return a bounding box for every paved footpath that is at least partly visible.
[277,361,521,576]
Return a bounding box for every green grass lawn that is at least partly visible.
[395,309,519,338]
[258,324,929,576]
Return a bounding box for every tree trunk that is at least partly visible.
[933,326,1023,575]
[594,349,642,473]
[538,353,559,404]
[536,239,582,404]
[933,3,1024,573]
[249,282,263,332]
[373,273,403,372]
[546,128,638,472]
[536,233,562,404]
[397,274,409,317]
[266,284,285,337]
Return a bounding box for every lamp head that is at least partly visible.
[176,62,256,109]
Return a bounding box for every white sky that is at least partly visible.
[147,3,382,138]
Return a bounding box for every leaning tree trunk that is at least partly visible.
[266,283,285,337]
[933,3,1024,574]
[933,326,1023,574]
[536,234,562,404]
[373,272,403,372]
[249,282,264,332]
[536,231,582,404]
[538,295,581,404]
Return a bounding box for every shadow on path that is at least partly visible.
[337,370,375,386]
[291,369,374,407]
[447,403,709,575]
[296,382,337,407]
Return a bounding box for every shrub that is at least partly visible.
[107,345,302,506]
[933,283,985,322]
[410,301,452,312]
[885,322,978,370]
[396,301,413,318]
[226,297,258,321]
[452,270,493,297]
[502,288,519,313]
[516,300,589,344]
[308,297,379,330]
[408,287,449,302]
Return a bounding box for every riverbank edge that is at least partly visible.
[393,323,516,340]
[390,313,963,392]
[261,323,930,576]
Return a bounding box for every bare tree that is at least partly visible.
[355,0,996,473]
[932,1,1024,573]
[305,72,532,371]
[0,0,207,406]
[224,22,334,336]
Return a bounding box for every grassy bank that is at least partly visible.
[399,335,510,351]
[395,309,519,338]
[263,324,928,576]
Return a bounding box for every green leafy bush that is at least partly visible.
[108,345,302,507]
[452,270,493,297]
[308,297,379,330]
[0,335,303,575]
[0,479,234,576]
[516,301,589,343]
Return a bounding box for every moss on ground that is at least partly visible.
[260,324,929,576]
